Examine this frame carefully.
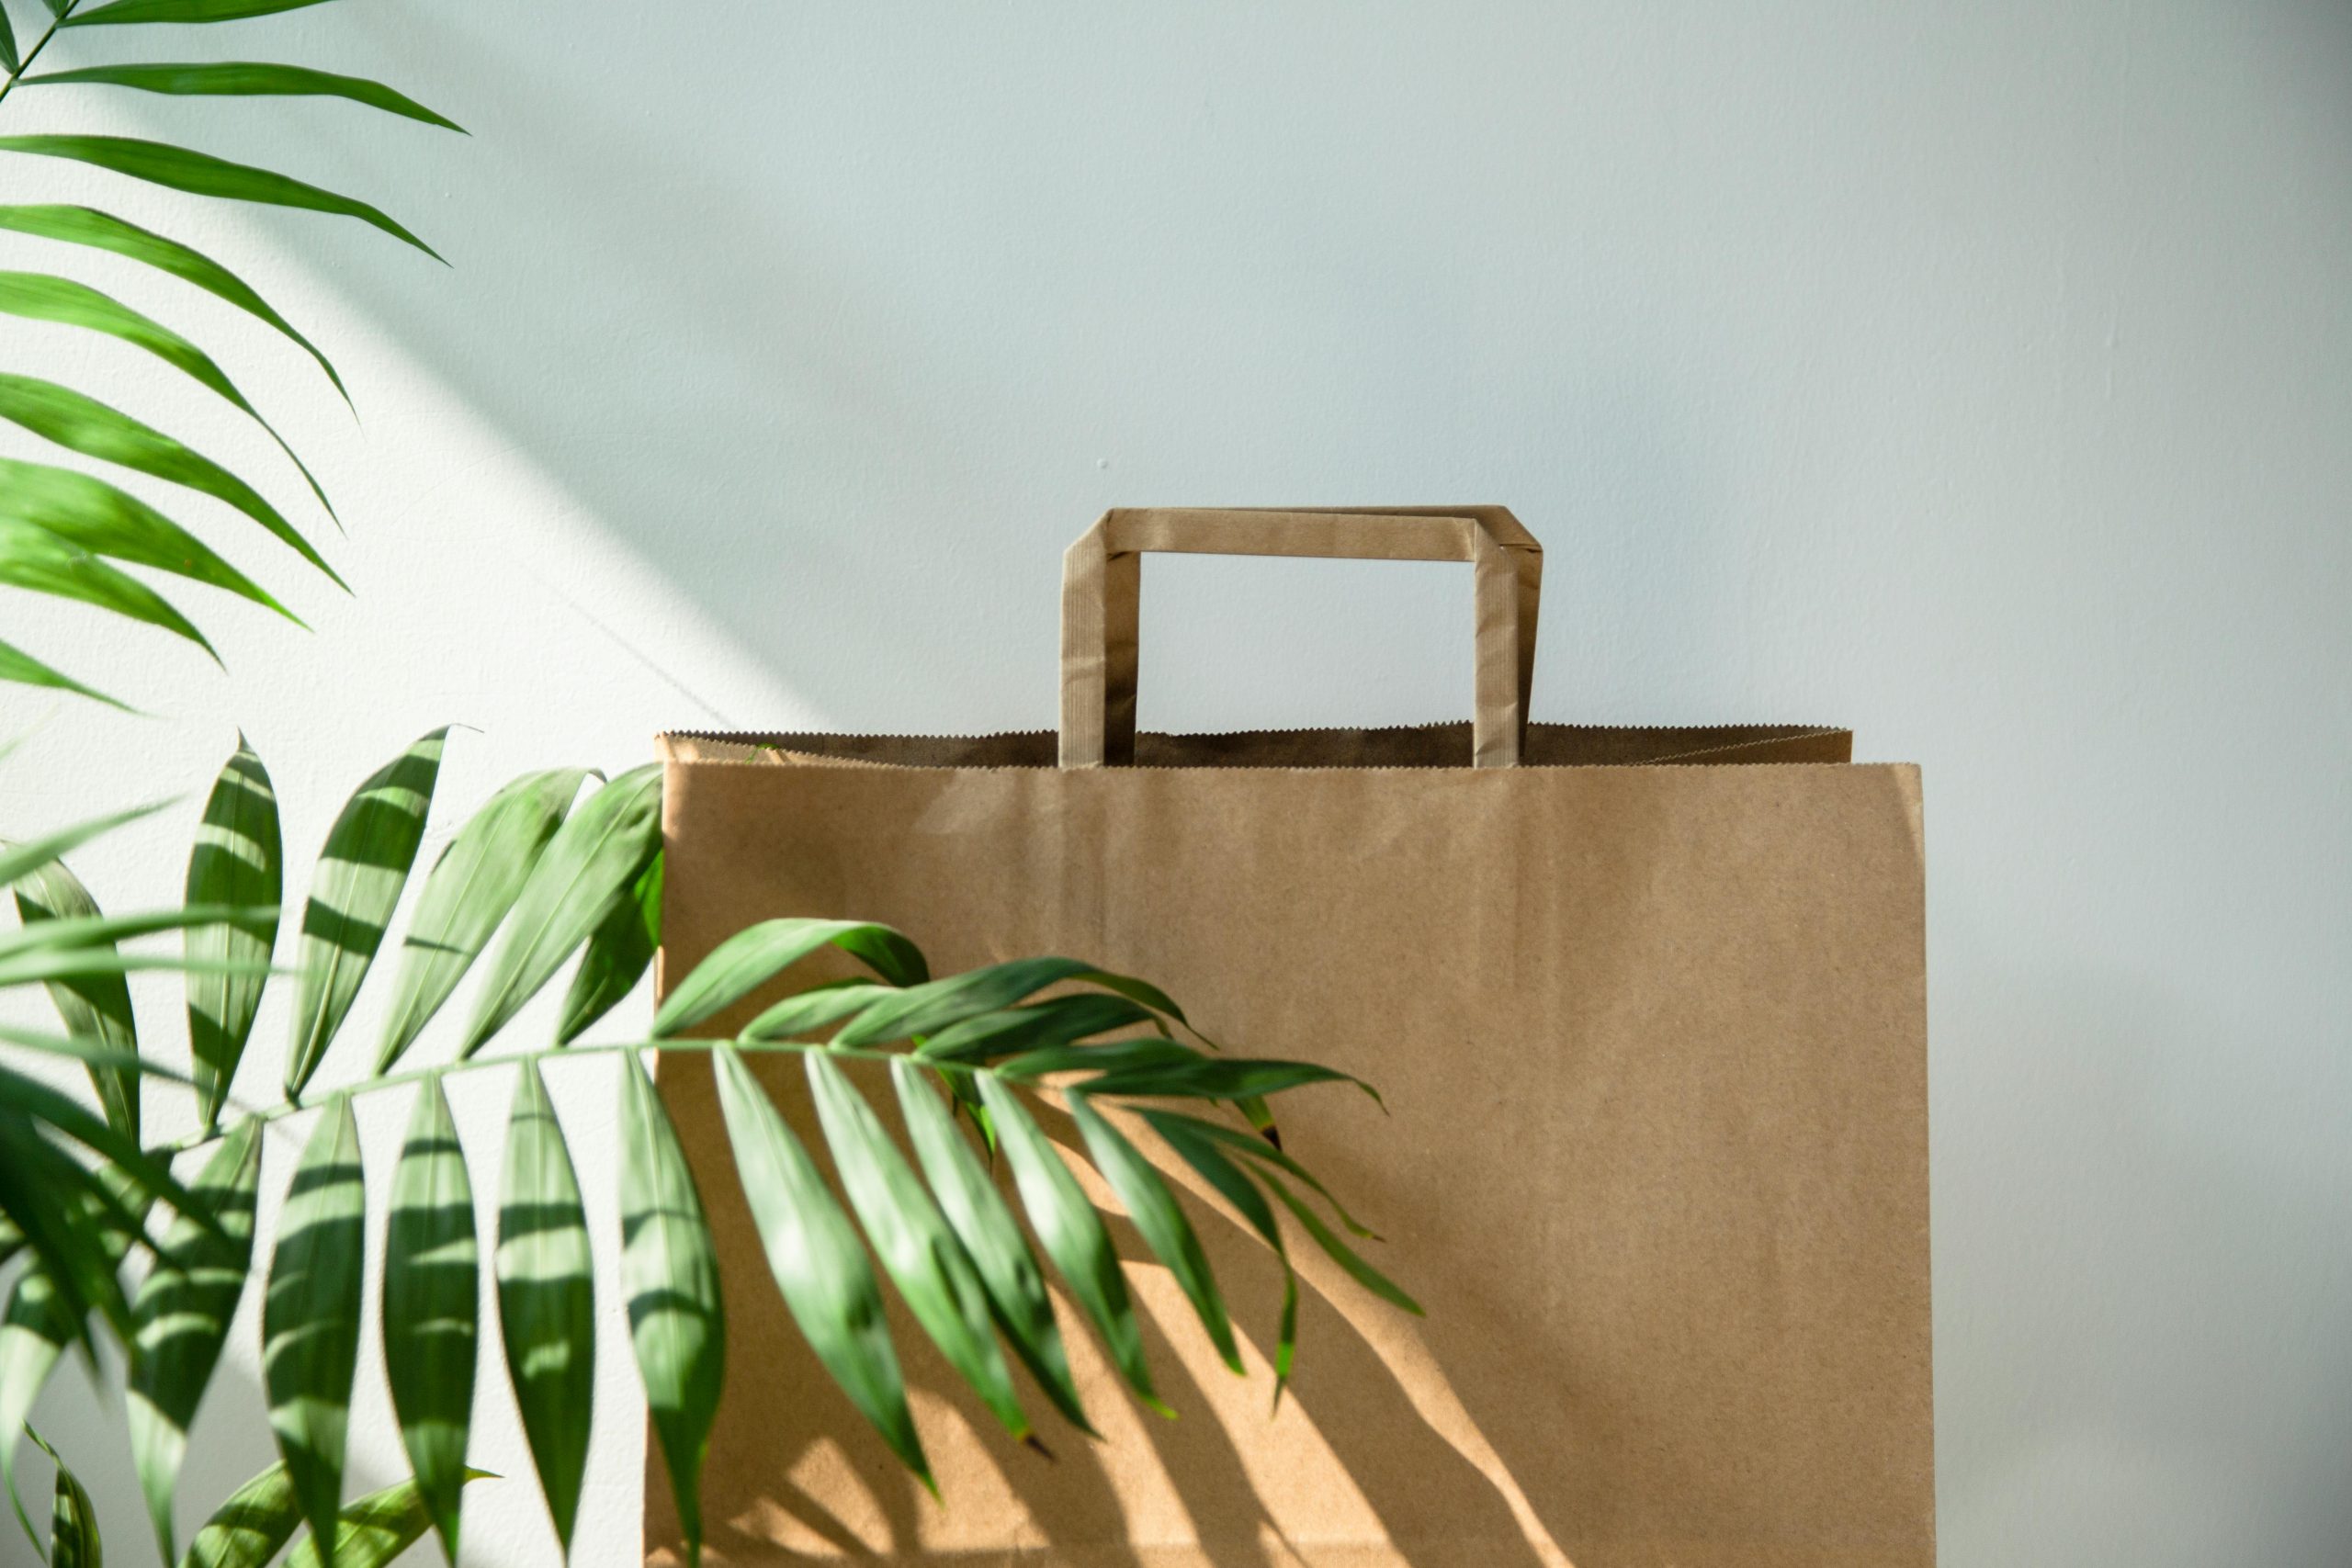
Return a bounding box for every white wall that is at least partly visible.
[4,3,2348,1564]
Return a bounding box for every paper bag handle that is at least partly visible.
[1059,506,1544,768]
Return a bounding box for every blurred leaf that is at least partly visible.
[381,1077,474,1564]
[178,1462,299,1568]
[652,917,925,1039]
[712,1047,926,1483]
[619,1053,724,1566]
[807,1054,1032,1444]
[494,1062,592,1556]
[0,274,333,520]
[0,1063,213,1228]
[0,207,345,402]
[0,137,441,260]
[0,635,127,710]
[0,8,17,74]
[39,1434,100,1568]
[554,850,659,1044]
[0,799,171,890]
[0,1269,75,1550]
[127,1119,261,1564]
[0,1026,182,1085]
[376,767,589,1072]
[277,1473,492,1568]
[459,764,660,1056]
[67,0,342,25]
[975,1077,1166,1416]
[0,374,341,588]
[1067,1097,1241,1374]
[11,855,139,1138]
[187,740,281,1128]
[0,459,294,621]
[261,1096,365,1554]
[0,517,213,658]
[736,979,895,1043]
[25,64,465,132]
[284,728,447,1098]
[892,1059,1091,1434]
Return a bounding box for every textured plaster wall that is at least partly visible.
[2,4,2347,1564]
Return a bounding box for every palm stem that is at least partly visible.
[0,0,82,113]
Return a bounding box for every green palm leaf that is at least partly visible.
[458,764,660,1056]
[618,1052,724,1568]
[1142,1111,1298,1404]
[554,851,660,1044]
[0,273,334,520]
[0,374,342,588]
[914,993,1157,1065]
[806,1054,1034,1445]
[0,634,128,710]
[0,800,172,893]
[261,1096,365,1559]
[1067,1095,1241,1373]
[0,137,441,261]
[892,1059,1091,1433]
[24,64,465,133]
[66,0,342,25]
[284,728,447,1099]
[381,1077,475,1565]
[0,7,17,74]
[187,739,281,1128]
[39,1434,101,1568]
[976,1077,1167,1416]
[0,1270,77,1549]
[736,980,897,1043]
[127,1120,262,1564]
[0,459,294,621]
[277,1474,490,1568]
[1136,1110,1380,1238]
[178,1463,300,1568]
[494,1062,593,1557]
[650,916,927,1039]
[11,856,140,1137]
[831,956,1179,1048]
[0,515,215,659]
[711,1046,926,1481]
[1260,1173,1422,1316]
[375,767,590,1073]
[0,207,345,403]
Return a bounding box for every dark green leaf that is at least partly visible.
[262,1095,365,1553]
[1077,1057,1377,1106]
[652,917,925,1039]
[24,63,465,132]
[187,739,281,1128]
[618,1052,723,1567]
[892,1060,1091,1434]
[0,138,441,260]
[459,764,660,1056]
[40,1434,100,1568]
[735,979,895,1043]
[178,1463,299,1568]
[1141,1111,1296,1405]
[284,728,447,1099]
[0,1063,214,1228]
[66,0,340,25]
[831,958,1099,1047]
[0,1269,75,1550]
[0,459,293,621]
[494,1062,592,1555]
[0,516,214,658]
[0,635,128,710]
[915,993,1157,1064]
[711,1046,926,1483]
[554,850,660,1044]
[974,1077,1167,1416]
[126,1119,261,1564]
[381,1077,475,1565]
[0,206,345,402]
[278,1473,491,1568]
[0,373,341,588]
[1067,1097,1241,1374]
[0,273,334,521]
[0,7,17,74]
[995,1038,1202,1083]
[1138,1111,1381,1239]
[11,854,139,1137]
[1261,1174,1422,1316]
[375,767,589,1072]
[806,1055,1032,1444]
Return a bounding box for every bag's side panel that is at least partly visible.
[651,759,1931,1568]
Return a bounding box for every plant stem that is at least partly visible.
[0,0,80,114]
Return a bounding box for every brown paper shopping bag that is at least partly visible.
[650,507,1933,1568]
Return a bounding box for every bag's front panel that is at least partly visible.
[653,760,1931,1568]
